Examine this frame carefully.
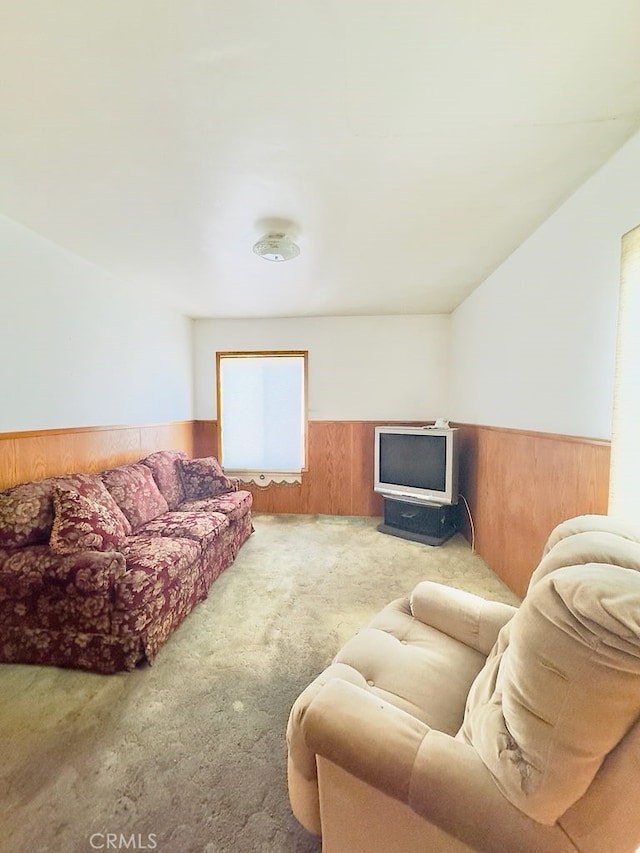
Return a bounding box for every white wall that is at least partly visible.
[450,129,640,440]
[0,215,193,431]
[193,315,450,421]
[8,124,640,439]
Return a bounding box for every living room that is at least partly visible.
[2,3,640,850]
[2,119,639,594]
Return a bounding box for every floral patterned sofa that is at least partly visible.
[0,450,253,673]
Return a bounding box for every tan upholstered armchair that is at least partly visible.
[287,515,640,852]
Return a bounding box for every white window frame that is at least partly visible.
[609,224,640,516]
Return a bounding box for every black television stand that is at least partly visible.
[378,496,459,546]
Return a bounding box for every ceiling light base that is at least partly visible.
[253,233,300,262]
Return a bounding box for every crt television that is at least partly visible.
[374,426,459,505]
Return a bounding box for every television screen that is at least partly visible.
[379,432,446,492]
[374,426,459,505]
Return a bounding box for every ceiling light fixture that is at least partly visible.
[252,232,300,262]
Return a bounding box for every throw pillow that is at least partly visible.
[178,457,235,500]
[0,479,56,548]
[50,486,129,555]
[55,473,133,536]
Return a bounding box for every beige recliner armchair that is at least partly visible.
[287,515,640,852]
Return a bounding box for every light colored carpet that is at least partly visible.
[0,514,519,853]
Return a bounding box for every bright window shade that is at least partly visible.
[219,354,306,472]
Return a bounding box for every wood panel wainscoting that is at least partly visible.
[1,419,610,598]
[454,423,611,598]
[0,422,194,490]
[192,420,384,517]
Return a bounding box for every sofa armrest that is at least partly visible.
[409,581,517,655]
[0,546,127,596]
[303,679,571,853]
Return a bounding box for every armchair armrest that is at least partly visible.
[303,679,571,853]
[409,581,517,655]
[302,676,427,804]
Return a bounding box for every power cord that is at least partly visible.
[458,493,475,553]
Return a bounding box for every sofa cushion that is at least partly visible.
[335,596,487,735]
[49,485,130,555]
[179,489,252,523]
[102,463,169,530]
[141,450,188,510]
[0,479,56,548]
[135,511,229,542]
[178,456,235,500]
[115,536,201,617]
[458,563,640,825]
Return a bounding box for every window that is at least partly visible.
[609,223,640,516]
[216,351,308,485]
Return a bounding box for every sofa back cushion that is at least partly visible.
[0,479,56,548]
[458,563,640,825]
[178,457,235,500]
[101,463,169,529]
[49,484,130,555]
[140,449,187,510]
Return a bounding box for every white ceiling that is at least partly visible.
[3,2,640,319]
